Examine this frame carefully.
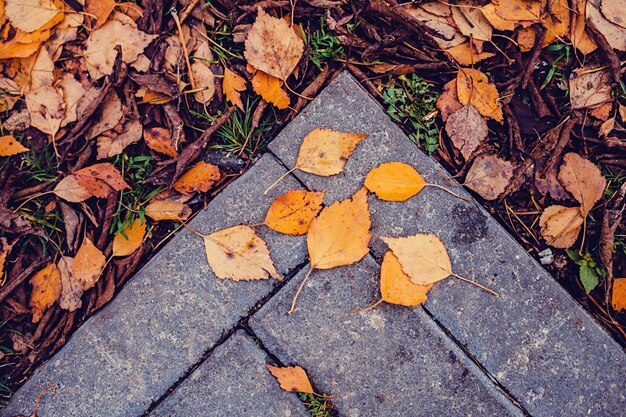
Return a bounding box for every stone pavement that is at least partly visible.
[3,72,625,417]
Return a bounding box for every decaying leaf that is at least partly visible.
[72,237,106,290]
[0,135,29,156]
[569,67,612,109]
[5,0,60,33]
[539,205,584,248]
[58,256,82,312]
[308,188,371,269]
[266,365,314,394]
[144,127,178,157]
[244,8,304,81]
[145,200,192,221]
[465,154,515,200]
[295,128,367,176]
[492,0,541,22]
[96,119,143,159]
[364,162,426,201]
[86,92,123,140]
[190,59,216,105]
[113,219,146,257]
[587,0,626,51]
[457,68,503,123]
[612,278,626,312]
[557,153,606,215]
[74,163,130,198]
[571,0,598,54]
[29,262,62,323]
[0,78,22,112]
[251,70,290,109]
[445,104,488,160]
[446,42,495,66]
[173,161,221,194]
[85,0,115,29]
[264,190,325,235]
[436,79,463,122]
[223,68,247,110]
[380,251,432,307]
[53,175,92,203]
[203,225,281,281]
[450,4,492,42]
[382,233,452,286]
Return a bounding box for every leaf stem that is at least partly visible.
[176,217,207,238]
[289,265,314,314]
[424,184,473,202]
[351,298,384,313]
[452,273,499,296]
[263,167,297,195]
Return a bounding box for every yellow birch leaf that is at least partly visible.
[382,233,452,286]
[557,153,606,216]
[244,8,304,81]
[492,0,541,22]
[264,190,325,236]
[113,218,146,257]
[144,127,178,157]
[0,135,28,156]
[539,205,584,249]
[295,128,367,176]
[380,251,433,307]
[308,188,371,269]
[72,237,106,290]
[5,0,60,33]
[612,278,626,312]
[570,0,597,54]
[173,161,221,195]
[145,200,191,221]
[223,68,247,110]
[29,262,62,323]
[203,225,281,281]
[266,365,314,394]
[84,0,115,29]
[446,42,495,66]
[364,162,426,201]
[251,70,290,109]
[456,68,503,122]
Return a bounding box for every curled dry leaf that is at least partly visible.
[173,161,221,195]
[96,118,143,159]
[380,251,432,307]
[5,0,60,33]
[74,163,130,198]
[72,237,106,290]
[296,128,367,176]
[113,218,146,257]
[144,127,178,157]
[364,162,426,201]
[251,70,290,109]
[145,200,192,221]
[203,225,281,281]
[58,256,82,312]
[445,104,488,160]
[569,68,612,109]
[570,0,597,54]
[456,68,503,123]
[557,153,606,215]
[612,278,626,312]
[465,154,515,201]
[264,190,325,236]
[244,8,304,81]
[266,365,314,394]
[539,205,584,248]
[223,68,247,110]
[53,175,92,203]
[29,262,62,323]
[308,188,371,269]
[480,3,517,31]
[382,233,452,286]
[0,135,29,156]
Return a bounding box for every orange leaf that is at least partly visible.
[364,162,426,201]
[612,278,626,312]
[264,190,325,235]
[74,163,130,198]
[0,135,28,156]
[72,237,106,290]
[223,68,247,110]
[29,262,62,323]
[252,70,290,109]
[539,205,584,249]
[145,200,191,221]
[84,0,115,29]
[456,68,503,122]
[203,225,281,281]
[266,365,314,394]
[436,79,463,122]
[173,161,221,195]
[308,188,371,269]
[295,128,367,176]
[446,42,495,66]
[144,126,178,157]
[113,218,146,257]
[380,251,432,307]
[557,153,606,216]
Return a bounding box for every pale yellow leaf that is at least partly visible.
[557,153,606,216]
[539,205,584,248]
[295,128,367,176]
[145,200,191,221]
[5,0,60,33]
[53,175,92,202]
